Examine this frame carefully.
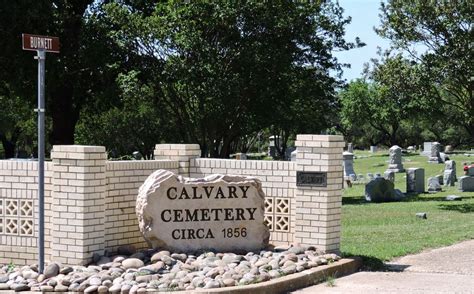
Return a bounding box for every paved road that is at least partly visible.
[291,239,474,294]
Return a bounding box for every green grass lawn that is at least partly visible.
[341,150,474,270]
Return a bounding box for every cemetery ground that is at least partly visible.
[341,151,474,270]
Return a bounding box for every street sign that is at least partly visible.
[22,33,60,53]
[22,33,59,274]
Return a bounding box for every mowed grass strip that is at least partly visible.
[341,151,474,269]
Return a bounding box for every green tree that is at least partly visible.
[0,92,34,158]
[0,0,122,150]
[103,0,361,157]
[75,71,167,158]
[376,1,473,143]
[340,54,428,147]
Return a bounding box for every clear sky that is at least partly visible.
[334,0,391,82]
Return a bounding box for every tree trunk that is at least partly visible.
[0,129,20,159]
[1,136,15,159]
[50,85,78,145]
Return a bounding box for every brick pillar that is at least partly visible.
[51,145,106,265]
[294,135,344,253]
[154,144,201,176]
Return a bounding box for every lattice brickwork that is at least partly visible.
[189,157,296,244]
[0,160,53,265]
[0,199,34,236]
[263,197,291,233]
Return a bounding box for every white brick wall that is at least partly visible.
[0,136,344,266]
[105,160,179,252]
[0,160,53,265]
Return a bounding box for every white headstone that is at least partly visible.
[387,145,405,172]
[422,142,433,157]
[444,160,457,185]
[343,152,356,180]
[347,143,353,153]
[444,170,455,186]
[407,168,425,193]
[370,146,377,153]
[136,170,269,252]
[291,149,297,162]
[427,177,442,192]
[428,142,442,163]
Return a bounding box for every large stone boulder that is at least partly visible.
[365,177,404,202]
[136,170,269,253]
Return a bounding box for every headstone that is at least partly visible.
[357,174,364,182]
[416,212,427,219]
[435,174,444,185]
[468,166,474,177]
[427,177,442,192]
[370,146,377,153]
[285,147,296,161]
[406,168,425,193]
[444,170,456,186]
[459,176,474,192]
[347,143,354,153]
[422,142,433,157]
[367,173,374,181]
[386,145,405,172]
[132,151,142,160]
[268,136,279,158]
[235,153,247,160]
[384,170,395,183]
[290,149,297,162]
[349,174,357,182]
[445,145,453,153]
[439,152,447,163]
[444,160,457,182]
[428,142,442,163]
[445,195,462,201]
[136,170,269,252]
[343,152,356,181]
[365,177,404,202]
[407,146,415,152]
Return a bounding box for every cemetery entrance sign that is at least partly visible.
[137,170,269,252]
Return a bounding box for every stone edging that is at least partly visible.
[192,257,361,294]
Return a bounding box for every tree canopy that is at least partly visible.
[76,0,360,158]
[376,1,473,142]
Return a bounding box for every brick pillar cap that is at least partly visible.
[154,144,200,150]
[296,134,344,142]
[52,145,106,153]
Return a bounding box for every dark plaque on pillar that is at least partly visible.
[296,171,327,187]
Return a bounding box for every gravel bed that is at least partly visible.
[0,245,340,292]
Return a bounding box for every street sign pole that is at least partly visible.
[23,33,59,274]
[36,49,46,273]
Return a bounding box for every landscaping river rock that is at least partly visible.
[0,246,339,292]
